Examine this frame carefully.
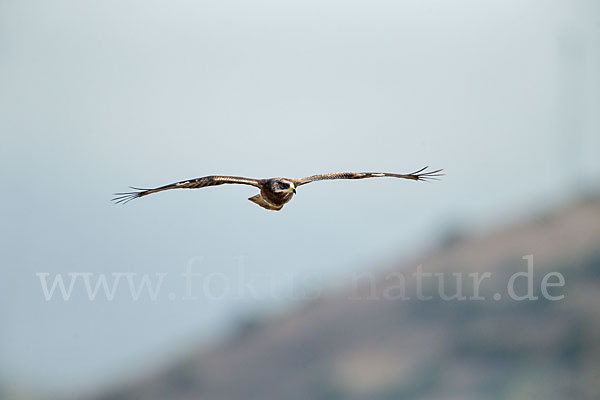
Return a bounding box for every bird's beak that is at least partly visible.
[291,188,296,194]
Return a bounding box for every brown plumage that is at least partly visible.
[112,167,443,211]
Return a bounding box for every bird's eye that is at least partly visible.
[278,182,289,189]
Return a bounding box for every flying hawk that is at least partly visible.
[112,167,443,211]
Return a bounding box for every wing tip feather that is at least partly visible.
[111,188,148,204]
[411,166,444,181]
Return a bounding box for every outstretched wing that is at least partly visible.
[292,166,443,187]
[112,175,261,204]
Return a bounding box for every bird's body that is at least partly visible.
[112,167,442,211]
[249,178,296,211]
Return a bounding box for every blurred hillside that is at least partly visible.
[86,196,600,400]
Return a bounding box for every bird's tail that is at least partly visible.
[248,194,283,211]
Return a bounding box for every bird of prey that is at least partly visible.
[112,167,443,211]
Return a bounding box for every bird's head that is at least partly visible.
[270,179,296,195]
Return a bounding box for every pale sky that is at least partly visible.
[1,0,599,396]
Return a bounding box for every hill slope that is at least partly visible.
[95,198,600,400]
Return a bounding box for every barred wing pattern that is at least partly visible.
[292,166,443,187]
[112,175,261,204]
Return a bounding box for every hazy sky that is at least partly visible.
[1,0,599,395]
